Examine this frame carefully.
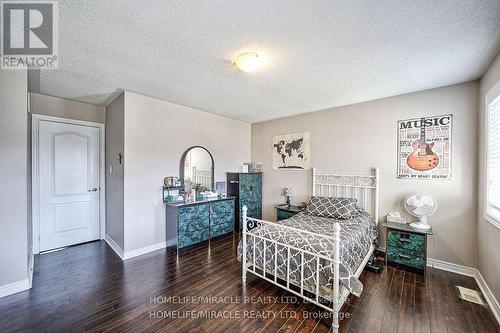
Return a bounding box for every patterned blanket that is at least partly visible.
[237,211,378,298]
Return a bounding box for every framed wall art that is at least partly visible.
[272,132,310,170]
[397,115,452,180]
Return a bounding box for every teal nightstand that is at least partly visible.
[382,222,433,274]
[275,205,304,221]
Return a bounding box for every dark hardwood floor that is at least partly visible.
[0,234,498,333]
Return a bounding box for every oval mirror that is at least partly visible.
[180,146,214,192]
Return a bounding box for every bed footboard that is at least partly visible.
[241,205,342,332]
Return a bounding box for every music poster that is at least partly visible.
[397,115,452,180]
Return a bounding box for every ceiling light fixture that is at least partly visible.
[234,52,262,72]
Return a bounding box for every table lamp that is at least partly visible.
[281,187,291,206]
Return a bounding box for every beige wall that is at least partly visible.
[105,93,125,249]
[0,70,29,288]
[105,91,251,252]
[30,93,105,123]
[124,91,251,250]
[478,52,500,301]
[252,82,479,267]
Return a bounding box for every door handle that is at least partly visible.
[88,188,98,192]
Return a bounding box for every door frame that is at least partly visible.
[32,114,106,254]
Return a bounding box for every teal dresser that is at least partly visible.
[166,197,235,251]
[383,222,433,274]
[209,199,235,238]
[227,172,262,229]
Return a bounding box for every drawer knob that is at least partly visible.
[399,238,411,243]
[399,254,411,259]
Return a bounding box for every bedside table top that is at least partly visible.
[275,204,304,213]
[382,222,433,235]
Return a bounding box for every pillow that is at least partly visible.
[306,196,361,219]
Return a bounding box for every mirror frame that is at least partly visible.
[179,145,215,191]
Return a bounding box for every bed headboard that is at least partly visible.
[312,168,379,224]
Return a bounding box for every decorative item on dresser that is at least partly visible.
[162,176,183,203]
[275,204,304,221]
[226,172,262,229]
[166,197,235,251]
[383,222,433,274]
[244,162,262,172]
[281,187,291,205]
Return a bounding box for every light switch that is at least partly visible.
[109,164,113,174]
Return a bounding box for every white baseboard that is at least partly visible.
[104,234,124,259]
[426,258,499,324]
[28,250,34,288]
[104,235,167,261]
[427,258,477,277]
[476,270,500,324]
[0,279,30,299]
[123,241,166,260]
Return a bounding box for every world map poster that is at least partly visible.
[397,114,452,180]
[272,132,310,170]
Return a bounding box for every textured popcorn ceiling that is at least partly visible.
[40,1,500,123]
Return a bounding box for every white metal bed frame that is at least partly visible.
[241,167,379,332]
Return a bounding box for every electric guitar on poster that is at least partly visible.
[406,117,439,171]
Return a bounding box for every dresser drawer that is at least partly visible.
[210,221,234,238]
[178,204,209,232]
[246,204,262,219]
[179,228,209,248]
[277,209,295,221]
[387,246,425,269]
[210,200,234,226]
[387,230,425,252]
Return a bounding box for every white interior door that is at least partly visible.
[38,120,100,251]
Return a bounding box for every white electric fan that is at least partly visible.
[403,193,437,230]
